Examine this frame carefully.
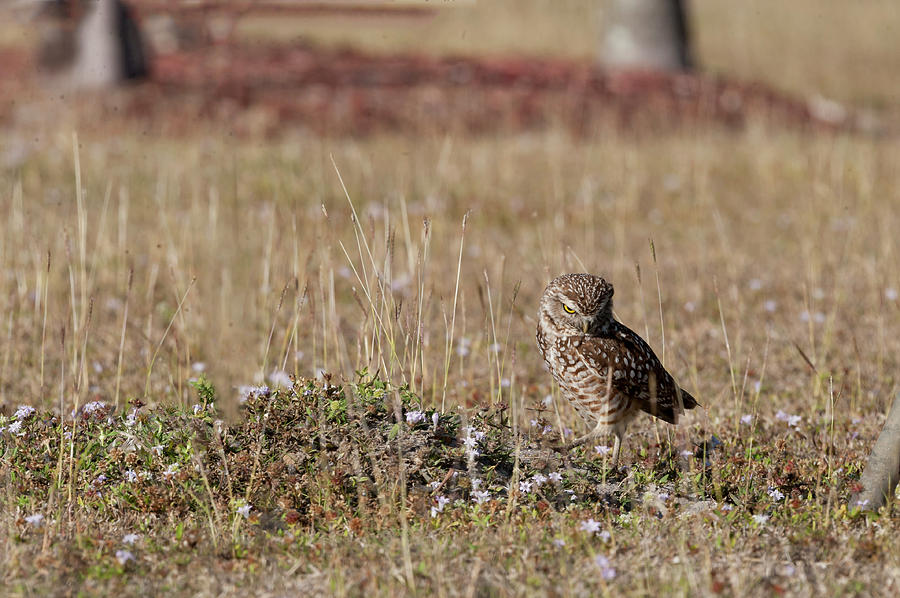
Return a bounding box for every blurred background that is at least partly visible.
[1,1,899,421]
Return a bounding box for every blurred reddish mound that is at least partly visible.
[2,41,874,137]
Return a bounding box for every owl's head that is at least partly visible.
[539,273,614,336]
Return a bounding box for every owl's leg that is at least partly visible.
[554,420,605,451]
[611,431,622,469]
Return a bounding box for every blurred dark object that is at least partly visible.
[602,0,693,72]
[34,0,149,87]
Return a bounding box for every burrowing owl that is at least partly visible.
[536,273,697,467]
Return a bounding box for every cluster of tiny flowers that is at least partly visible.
[775,410,802,427]
[25,513,44,527]
[799,310,826,324]
[595,555,616,580]
[14,405,36,420]
[463,426,486,460]
[471,479,490,504]
[431,495,451,518]
[238,385,270,404]
[116,550,134,565]
[405,410,426,425]
[580,518,602,534]
[472,490,490,504]
[268,370,293,388]
[73,400,109,420]
[162,464,179,480]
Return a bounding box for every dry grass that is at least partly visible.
[2,123,900,597]
[237,0,900,108]
[2,2,900,596]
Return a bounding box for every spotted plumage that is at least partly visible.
[536,273,698,466]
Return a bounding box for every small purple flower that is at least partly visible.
[237,504,252,518]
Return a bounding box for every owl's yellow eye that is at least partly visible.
[562,304,576,314]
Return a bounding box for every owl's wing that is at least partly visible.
[574,326,691,424]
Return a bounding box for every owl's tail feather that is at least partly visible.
[680,388,699,410]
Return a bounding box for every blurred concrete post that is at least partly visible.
[601,0,693,71]
[37,0,148,88]
[851,395,900,511]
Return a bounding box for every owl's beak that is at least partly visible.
[581,320,589,333]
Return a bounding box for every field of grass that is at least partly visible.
[2,2,900,596]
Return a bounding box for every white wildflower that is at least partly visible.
[548,472,563,484]
[122,533,141,545]
[237,504,252,518]
[25,513,44,527]
[764,300,777,312]
[741,414,753,425]
[595,555,616,580]
[405,410,426,425]
[268,370,292,388]
[580,518,601,534]
[594,445,611,456]
[472,490,490,504]
[115,550,134,565]
[532,473,547,487]
[768,488,785,501]
[752,514,769,525]
[162,464,178,480]
[518,480,533,493]
[191,362,206,372]
[14,405,35,420]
